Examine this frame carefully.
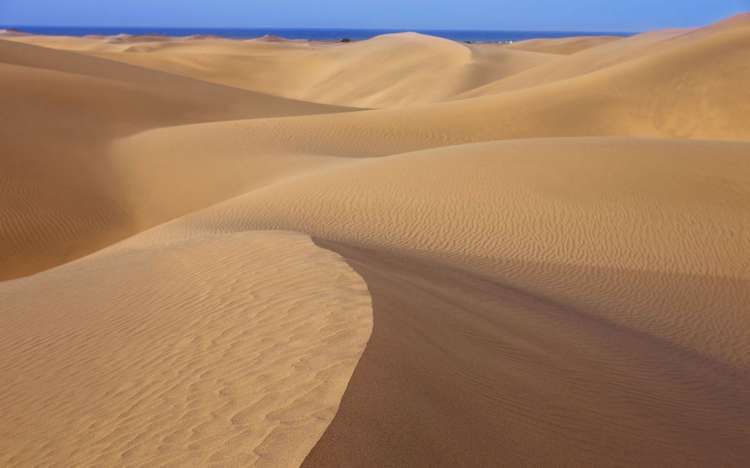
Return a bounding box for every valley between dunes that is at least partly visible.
[1,14,749,468]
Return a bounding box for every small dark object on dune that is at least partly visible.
[341,38,352,43]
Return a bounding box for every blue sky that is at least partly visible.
[1,0,747,32]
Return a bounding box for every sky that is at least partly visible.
[1,0,748,32]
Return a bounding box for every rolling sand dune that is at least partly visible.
[461,14,750,98]
[302,242,750,468]
[0,230,372,467]
[94,137,750,466]
[506,35,623,54]
[109,22,750,198]
[456,28,698,97]
[2,13,750,468]
[151,138,750,366]
[0,39,349,280]
[7,32,555,107]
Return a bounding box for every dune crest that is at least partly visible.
[5,31,555,107]
[506,35,623,54]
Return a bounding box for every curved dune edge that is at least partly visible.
[0,229,373,467]
[157,137,750,370]
[302,241,750,468]
[93,134,750,465]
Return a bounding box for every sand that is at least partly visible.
[506,35,624,54]
[1,13,749,467]
[0,230,372,467]
[6,32,555,107]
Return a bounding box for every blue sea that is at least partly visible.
[1,26,633,43]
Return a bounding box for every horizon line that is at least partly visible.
[1,24,641,34]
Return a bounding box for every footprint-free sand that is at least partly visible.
[1,14,749,467]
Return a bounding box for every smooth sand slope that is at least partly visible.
[459,13,750,98]
[6,32,555,107]
[2,13,750,468]
[0,39,350,280]
[303,241,750,468]
[506,35,623,54]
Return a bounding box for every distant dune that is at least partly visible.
[506,35,623,54]
[5,31,555,107]
[1,13,749,468]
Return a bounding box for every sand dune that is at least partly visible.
[0,230,371,467]
[8,32,555,107]
[0,39,349,120]
[105,15,750,185]
[506,35,623,54]
[303,242,750,468]
[151,137,750,365]
[2,13,750,468]
[111,23,750,189]
[456,28,689,97]
[0,39,349,280]
[104,136,750,466]
[461,14,750,98]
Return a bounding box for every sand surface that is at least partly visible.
[1,13,750,467]
[506,35,624,54]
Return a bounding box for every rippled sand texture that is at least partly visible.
[1,13,750,468]
[0,230,372,467]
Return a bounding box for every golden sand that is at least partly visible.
[1,14,749,467]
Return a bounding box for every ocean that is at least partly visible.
[1,26,633,43]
